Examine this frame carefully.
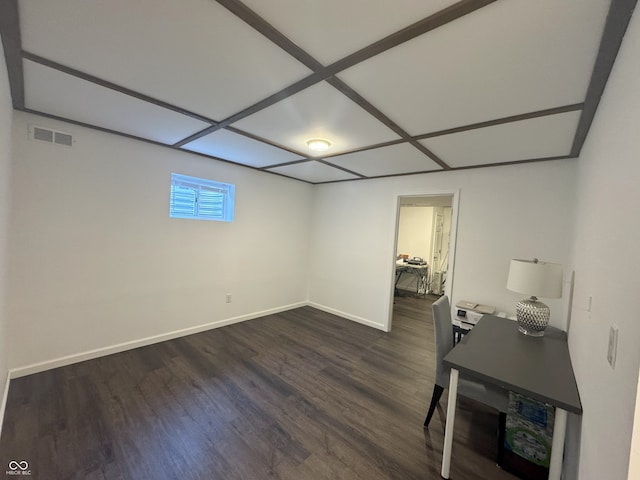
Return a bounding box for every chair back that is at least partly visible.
[432,295,454,387]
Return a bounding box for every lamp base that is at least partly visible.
[515,297,550,337]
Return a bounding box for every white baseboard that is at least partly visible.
[0,301,382,436]
[8,301,384,379]
[9,302,306,379]
[307,302,387,331]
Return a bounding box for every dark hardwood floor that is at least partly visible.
[0,295,518,479]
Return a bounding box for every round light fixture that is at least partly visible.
[306,138,331,153]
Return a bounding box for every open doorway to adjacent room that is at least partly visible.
[388,193,458,330]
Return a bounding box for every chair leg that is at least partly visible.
[423,384,445,428]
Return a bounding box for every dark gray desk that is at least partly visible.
[440,315,582,480]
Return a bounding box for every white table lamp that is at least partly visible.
[507,258,563,336]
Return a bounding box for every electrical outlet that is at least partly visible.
[607,325,618,368]
[226,293,232,304]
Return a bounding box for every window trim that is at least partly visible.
[169,173,235,222]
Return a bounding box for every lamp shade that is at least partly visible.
[507,259,563,298]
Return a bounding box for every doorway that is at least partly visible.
[388,193,459,330]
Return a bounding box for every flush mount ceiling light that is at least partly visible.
[306,138,331,152]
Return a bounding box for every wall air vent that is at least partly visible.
[54,132,73,146]
[32,126,53,143]
[29,125,73,147]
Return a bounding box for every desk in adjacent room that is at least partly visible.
[395,261,429,295]
[440,315,582,480]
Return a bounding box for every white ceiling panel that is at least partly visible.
[325,143,442,177]
[241,0,457,65]
[338,0,609,135]
[6,0,631,182]
[23,60,210,144]
[181,129,304,168]
[233,82,401,155]
[419,111,582,168]
[19,0,312,120]
[267,161,360,183]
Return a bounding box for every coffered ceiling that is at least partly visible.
[0,0,636,184]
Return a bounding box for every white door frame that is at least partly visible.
[386,189,460,331]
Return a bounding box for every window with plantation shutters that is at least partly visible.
[169,173,235,222]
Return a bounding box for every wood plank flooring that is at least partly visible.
[0,295,518,479]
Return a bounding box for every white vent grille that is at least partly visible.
[29,125,73,147]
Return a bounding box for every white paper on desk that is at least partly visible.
[457,300,478,309]
[475,304,495,314]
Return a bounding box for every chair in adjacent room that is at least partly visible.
[424,295,509,428]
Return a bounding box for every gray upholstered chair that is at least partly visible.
[424,295,509,427]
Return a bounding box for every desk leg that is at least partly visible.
[548,407,567,480]
[441,368,459,479]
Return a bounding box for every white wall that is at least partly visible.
[8,112,313,372]
[308,161,576,330]
[0,38,13,423]
[567,8,640,480]
[397,206,434,261]
[396,205,433,291]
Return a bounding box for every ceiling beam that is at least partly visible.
[172,73,322,147]
[316,155,574,184]
[22,51,217,125]
[0,0,24,109]
[315,159,367,178]
[263,158,366,179]
[22,107,312,183]
[326,77,451,169]
[415,103,585,141]
[174,0,498,147]
[321,138,407,160]
[324,0,498,77]
[303,104,584,164]
[224,126,307,158]
[261,158,311,170]
[570,0,637,157]
[9,0,602,184]
[214,0,323,71]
